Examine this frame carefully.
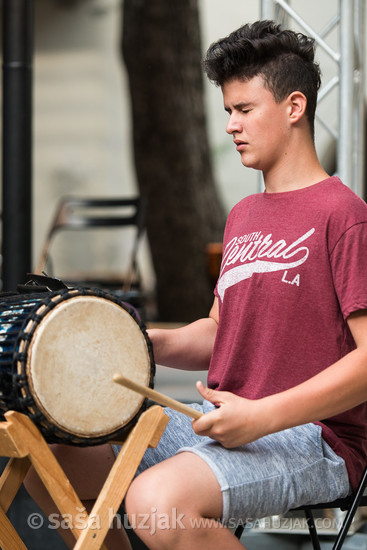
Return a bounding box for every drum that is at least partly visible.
[0,287,155,445]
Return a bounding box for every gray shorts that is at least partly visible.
[113,400,351,524]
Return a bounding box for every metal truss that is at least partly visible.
[261,0,365,196]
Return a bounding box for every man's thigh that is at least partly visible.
[126,451,223,521]
[182,423,351,523]
[112,402,205,474]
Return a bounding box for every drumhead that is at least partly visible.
[26,295,151,439]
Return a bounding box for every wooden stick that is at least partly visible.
[113,374,203,420]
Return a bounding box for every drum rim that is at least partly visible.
[13,287,155,445]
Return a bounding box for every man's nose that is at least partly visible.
[226,114,242,135]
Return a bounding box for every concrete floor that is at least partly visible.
[154,364,208,404]
[242,530,367,550]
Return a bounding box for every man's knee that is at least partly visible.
[125,471,185,549]
[126,468,173,518]
[126,453,222,524]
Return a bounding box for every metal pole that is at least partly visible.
[338,0,354,191]
[261,0,277,20]
[261,0,290,29]
[353,0,365,198]
[2,0,33,291]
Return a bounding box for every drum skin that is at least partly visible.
[0,288,155,445]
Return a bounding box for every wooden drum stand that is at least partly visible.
[0,406,169,550]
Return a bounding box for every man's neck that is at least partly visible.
[263,140,329,194]
[264,170,330,194]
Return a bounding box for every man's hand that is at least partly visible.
[192,381,268,448]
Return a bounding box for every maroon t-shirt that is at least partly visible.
[209,177,367,490]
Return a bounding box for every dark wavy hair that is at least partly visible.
[203,20,321,137]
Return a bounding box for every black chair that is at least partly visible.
[234,465,367,549]
[35,196,148,313]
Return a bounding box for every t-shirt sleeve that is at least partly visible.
[330,222,367,319]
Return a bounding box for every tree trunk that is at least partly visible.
[122,0,225,322]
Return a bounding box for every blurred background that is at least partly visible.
[1,0,365,324]
[0,1,367,548]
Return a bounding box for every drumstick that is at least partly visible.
[113,373,203,420]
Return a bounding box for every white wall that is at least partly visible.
[33,0,141,281]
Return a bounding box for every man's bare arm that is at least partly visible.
[147,298,219,371]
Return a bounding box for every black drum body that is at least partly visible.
[0,288,155,445]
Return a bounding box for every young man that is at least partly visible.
[123,19,367,550]
[25,20,367,550]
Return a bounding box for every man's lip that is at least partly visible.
[234,140,248,151]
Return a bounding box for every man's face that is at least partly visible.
[222,76,291,176]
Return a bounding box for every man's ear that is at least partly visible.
[287,91,307,124]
